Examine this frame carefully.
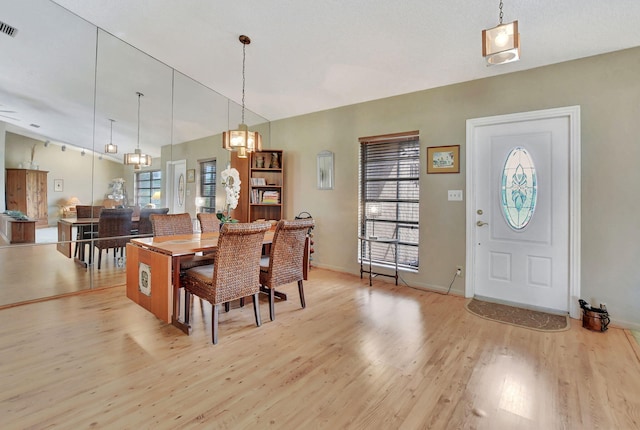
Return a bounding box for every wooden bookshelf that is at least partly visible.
[231,150,284,222]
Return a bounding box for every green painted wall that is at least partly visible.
[270,46,640,328]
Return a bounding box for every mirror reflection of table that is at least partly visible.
[57,217,140,267]
[358,236,399,286]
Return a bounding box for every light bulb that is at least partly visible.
[495,31,509,48]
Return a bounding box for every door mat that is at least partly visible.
[466,298,569,332]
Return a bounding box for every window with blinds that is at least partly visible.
[359,132,420,270]
[135,170,161,207]
[199,159,216,213]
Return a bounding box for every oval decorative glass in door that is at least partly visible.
[178,173,185,207]
[501,147,537,230]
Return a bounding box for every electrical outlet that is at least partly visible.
[456,265,463,277]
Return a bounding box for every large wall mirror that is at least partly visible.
[0,0,270,308]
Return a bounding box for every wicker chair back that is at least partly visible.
[197,212,220,233]
[150,213,193,236]
[261,218,315,289]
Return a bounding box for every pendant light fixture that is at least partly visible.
[105,118,118,154]
[482,0,520,66]
[124,92,152,170]
[222,35,262,156]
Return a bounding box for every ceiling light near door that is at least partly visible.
[222,35,262,157]
[105,118,118,154]
[482,1,520,65]
[124,92,152,169]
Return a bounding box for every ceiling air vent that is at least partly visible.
[0,21,18,38]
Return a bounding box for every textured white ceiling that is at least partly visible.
[50,0,640,121]
[2,0,640,159]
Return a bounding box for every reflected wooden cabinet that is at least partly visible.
[231,150,284,223]
[5,168,49,227]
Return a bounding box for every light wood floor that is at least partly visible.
[1,269,639,429]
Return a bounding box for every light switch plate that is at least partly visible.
[448,190,463,201]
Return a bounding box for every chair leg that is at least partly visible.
[298,280,306,308]
[184,290,191,325]
[269,287,275,321]
[212,303,220,344]
[239,297,245,307]
[97,249,102,270]
[253,293,261,327]
[224,302,230,312]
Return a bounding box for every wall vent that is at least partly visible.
[0,21,18,38]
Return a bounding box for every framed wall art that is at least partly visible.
[427,145,460,174]
[186,169,196,183]
[53,179,64,192]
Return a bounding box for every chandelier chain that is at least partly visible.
[499,0,504,24]
[241,41,246,125]
[136,92,143,150]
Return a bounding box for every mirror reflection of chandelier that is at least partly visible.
[105,118,118,154]
[222,35,262,157]
[124,91,152,169]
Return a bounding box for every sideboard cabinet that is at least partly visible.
[5,168,49,227]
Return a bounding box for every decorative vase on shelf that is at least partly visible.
[269,152,280,169]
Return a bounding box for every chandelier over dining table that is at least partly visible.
[222,35,262,157]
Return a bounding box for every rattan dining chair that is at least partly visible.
[74,205,103,259]
[259,218,315,321]
[149,213,214,270]
[196,212,220,262]
[181,222,271,344]
[92,208,133,269]
[197,212,220,233]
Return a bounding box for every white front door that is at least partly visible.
[466,107,581,315]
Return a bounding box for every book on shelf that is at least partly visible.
[250,177,266,186]
[250,189,279,204]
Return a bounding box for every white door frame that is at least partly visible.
[465,106,581,319]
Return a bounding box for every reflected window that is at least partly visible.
[501,147,537,230]
[199,159,217,213]
[135,171,162,208]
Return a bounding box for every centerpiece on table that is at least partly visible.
[216,166,241,224]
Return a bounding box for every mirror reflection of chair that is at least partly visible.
[92,208,133,270]
[74,205,103,261]
[260,218,315,321]
[181,222,271,344]
[149,213,214,271]
[137,208,169,236]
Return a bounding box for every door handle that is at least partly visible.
[476,221,489,227]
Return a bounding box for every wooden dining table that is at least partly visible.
[126,231,276,334]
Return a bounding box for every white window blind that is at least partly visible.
[359,132,420,270]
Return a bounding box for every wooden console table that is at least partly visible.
[0,214,36,244]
